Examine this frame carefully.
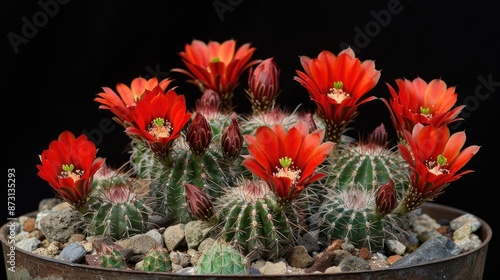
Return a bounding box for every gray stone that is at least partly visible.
[145,229,164,246]
[450,214,481,231]
[338,255,371,272]
[116,234,157,254]
[287,245,315,268]
[391,236,461,268]
[16,237,40,252]
[39,207,81,243]
[296,230,321,254]
[184,220,212,249]
[58,242,86,263]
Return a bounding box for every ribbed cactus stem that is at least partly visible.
[99,244,126,269]
[214,179,296,261]
[88,199,148,239]
[85,174,150,240]
[317,185,393,252]
[195,241,247,275]
[327,143,410,196]
[147,136,229,225]
[143,247,172,272]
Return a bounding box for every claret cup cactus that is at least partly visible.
[36,38,480,274]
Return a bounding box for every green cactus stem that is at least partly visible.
[85,173,150,240]
[213,179,297,261]
[316,184,400,252]
[142,246,172,272]
[99,244,127,269]
[195,241,247,275]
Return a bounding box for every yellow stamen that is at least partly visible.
[328,81,350,103]
[147,117,172,140]
[274,157,301,184]
[59,164,84,181]
[420,106,433,119]
[426,155,449,176]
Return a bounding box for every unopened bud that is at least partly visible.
[184,182,214,221]
[186,113,212,156]
[221,118,243,162]
[247,57,280,113]
[375,180,398,215]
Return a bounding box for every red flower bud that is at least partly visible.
[375,180,398,215]
[186,113,213,156]
[247,57,280,113]
[184,182,214,221]
[196,89,222,117]
[221,118,243,162]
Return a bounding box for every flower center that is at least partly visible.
[420,106,433,119]
[206,57,221,74]
[273,156,301,185]
[327,81,350,103]
[147,117,172,140]
[59,164,84,181]
[426,154,449,175]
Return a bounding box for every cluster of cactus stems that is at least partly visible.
[36,39,480,274]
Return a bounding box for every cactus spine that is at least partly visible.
[85,171,150,240]
[142,246,172,272]
[316,185,387,251]
[99,244,126,269]
[195,241,247,275]
[313,124,410,252]
[213,179,297,261]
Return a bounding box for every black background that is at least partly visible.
[2,0,499,279]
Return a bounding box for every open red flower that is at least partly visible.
[171,39,260,110]
[242,122,335,204]
[36,131,105,212]
[294,47,380,144]
[383,77,465,139]
[124,86,191,165]
[397,123,480,213]
[95,76,174,126]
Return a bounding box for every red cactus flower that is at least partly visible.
[171,39,260,110]
[184,182,214,221]
[294,47,380,144]
[186,113,213,156]
[36,131,105,212]
[246,57,281,114]
[397,123,480,213]
[383,77,465,139]
[95,76,174,126]
[221,117,244,162]
[124,86,191,166]
[242,122,335,204]
[375,180,398,215]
